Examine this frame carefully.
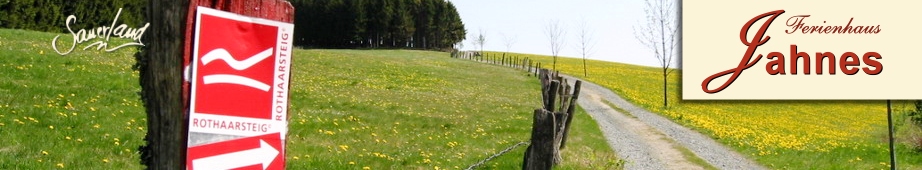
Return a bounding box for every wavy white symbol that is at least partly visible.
[200,48,274,91]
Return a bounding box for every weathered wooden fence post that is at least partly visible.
[559,81,582,149]
[519,57,523,69]
[135,1,295,169]
[523,109,556,170]
[136,0,190,169]
[513,56,518,68]
[523,69,583,169]
[535,63,540,77]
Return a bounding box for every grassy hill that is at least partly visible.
[482,51,922,169]
[0,28,619,169]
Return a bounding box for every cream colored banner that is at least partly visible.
[682,0,922,100]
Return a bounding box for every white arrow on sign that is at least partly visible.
[192,139,280,170]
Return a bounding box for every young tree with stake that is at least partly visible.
[502,33,517,54]
[634,0,679,108]
[545,20,566,71]
[475,29,486,55]
[575,20,595,77]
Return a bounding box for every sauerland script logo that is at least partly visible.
[683,1,922,100]
[52,8,148,55]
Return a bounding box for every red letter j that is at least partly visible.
[701,10,786,94]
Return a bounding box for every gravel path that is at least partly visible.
[559,74,765,170]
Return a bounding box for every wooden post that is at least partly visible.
[527,59,531,72]
[137,0,190,169]
[552,111,566,164]
[523,109,556,170]
[520,57,525,69]
[545,80,559,111]
[515,56,519,68]
[529,60,534,75]
[527,69,586,168]
[535,63,540,77]
[524,58,527,70]
[556,78,565,102]
[559,81,582,149]
[518,57,522,69]
[138,1,295,169]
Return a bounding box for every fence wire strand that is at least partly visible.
[464,141,529,170]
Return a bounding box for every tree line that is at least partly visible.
[0,0,146,33]
[291,0,466,50]
[1,0,467,51]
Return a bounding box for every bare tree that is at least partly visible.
[502,33,517,54]
[634,0,678,108]
[475,29,487,55]
[545,20,566,70]
[575,20,596,77]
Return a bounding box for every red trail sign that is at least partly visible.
[184,4,294,170]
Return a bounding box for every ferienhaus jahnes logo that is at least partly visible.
[699,10,883,94]
[682,1,922,100]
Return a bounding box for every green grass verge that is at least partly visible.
[478,106,623,170]
[0,28,145,169]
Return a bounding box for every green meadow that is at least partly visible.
[483,51,922,169]
[0,29,619,169]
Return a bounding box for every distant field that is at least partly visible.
[483,51,922,169]
[286,49,619,169]
[0,28,619,169]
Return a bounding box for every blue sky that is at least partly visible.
[451,0,677,68]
